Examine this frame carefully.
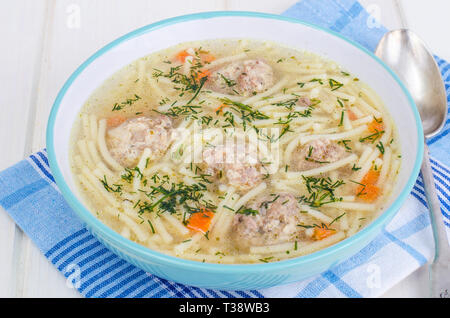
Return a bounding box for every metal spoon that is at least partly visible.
[375,29,449,298]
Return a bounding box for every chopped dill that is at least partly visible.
[373,116,383,123]
[235,206,259,216]
[336,97,348,108]
[338,139,352,150]
[349,180,366,197]
[219,98,269,131]
[359,130,385,143]
[259,256,274,263]
[152,59,209,104]
[134,176,214,216]
[147,220,155,234]
[338,111,345,126]
[329,212,346,226]
[297,224,316,229]
[305,146,330,164]
[100,175,122,193]
[155,103,202,119]
[112,94,141,111]
[376,141,385,154]
[218,73,236,87]
[121,167,144,183]
[298,176,345,207]
[309,78,324,85]
[329,78,343,91]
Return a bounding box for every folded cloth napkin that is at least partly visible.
[0,0,449,298]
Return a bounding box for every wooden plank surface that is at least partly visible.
[0,0,48,298]
[0,0,448,298]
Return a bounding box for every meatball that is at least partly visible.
[202,143,262,191]
[106,116,172,167]
[232,193,303,248]
[208,59,274,96]
[292,139,345,171]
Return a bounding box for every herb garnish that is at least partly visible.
[298,176,345,207]
[304,146,330,164]
[112,94,141,111]
[329,78,344,91]
[219,98,269,131]
[329,212,346,226]
[121,167,144,183]
[376,141,385,154]
[350,180,366,197]
[218,73,236,87]
[100,176,123,193]
[336,97,348,108]
[147,220,155,233]
[259,256,274,263]
[309,78,324,85]
[155,101,202,120]
[338,139,352,151]
[338,111,345,126]
[136,178,215,216]
[235,206,259,216]
[359,130,385,143]
[152,56,209,104]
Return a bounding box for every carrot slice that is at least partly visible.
[357,183,380,202]
[175,50,191,63]
[195,69,210,81]
[186,209,214,234]
[313,226,336,240]
[361,169,380,185]
[191,69,211,85]
[107,115,127,127]
[356,168,381,202]
[214,103,228,113]
[176,49,215,64]
[347,109,358,120]
[200,53,215,63]
[368,119,383,133]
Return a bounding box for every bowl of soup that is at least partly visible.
[46,11,423,290]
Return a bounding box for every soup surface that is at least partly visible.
[70,39,401,264]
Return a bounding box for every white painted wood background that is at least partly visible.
[0,0,448,298]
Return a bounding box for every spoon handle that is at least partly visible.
[421,144,450,298]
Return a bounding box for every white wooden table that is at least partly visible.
[1,0,448,298]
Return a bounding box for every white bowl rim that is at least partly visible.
[46,11,424,274]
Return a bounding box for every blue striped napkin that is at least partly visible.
[0,0,449,298]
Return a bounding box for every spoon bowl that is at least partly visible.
[375,29,447,137]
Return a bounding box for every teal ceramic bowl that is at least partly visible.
[46,11,423,290]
